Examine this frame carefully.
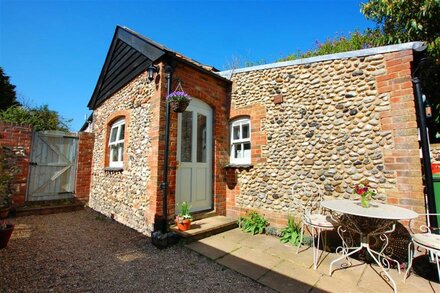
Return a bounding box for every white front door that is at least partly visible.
[176,98,213,213]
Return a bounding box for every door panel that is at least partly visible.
[28,131,78,201]
[176,99,212,212]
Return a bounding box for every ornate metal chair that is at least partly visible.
[404,213,440,282]
[292,181,339,269]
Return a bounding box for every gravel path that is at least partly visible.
[0,209,272,292]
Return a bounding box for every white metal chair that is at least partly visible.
[404,213,440,282]
[292,181,338,269]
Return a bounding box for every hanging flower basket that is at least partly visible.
[170,99,190,113]
[166,86,192,113]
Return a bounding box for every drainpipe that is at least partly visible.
[412,46,438,228]
[160,64,173,234]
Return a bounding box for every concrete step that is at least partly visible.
[14,199,85,217]
[170,215,238,242]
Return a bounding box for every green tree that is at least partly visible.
[0,67,20,110]
[0,105,71,131]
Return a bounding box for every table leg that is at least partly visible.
[366,244,397,293]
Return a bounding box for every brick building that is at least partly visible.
[87,26,427,234]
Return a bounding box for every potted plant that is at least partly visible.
[353,179,377,208]
[175,201,193,231]
[0,147,13,219]
[0,221,14,249]
[166,91,192,113]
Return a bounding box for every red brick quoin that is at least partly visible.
[377,50,425,216]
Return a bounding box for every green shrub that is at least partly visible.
[238,211,268,235]
[280,217,302,246]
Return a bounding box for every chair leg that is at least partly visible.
[314,228,320,270]
[404,241,414,282]
[436,253,440,282]
[297,223,305,254]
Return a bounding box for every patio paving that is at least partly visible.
[186,228,440,293]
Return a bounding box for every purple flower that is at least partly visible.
[166,91,192,102]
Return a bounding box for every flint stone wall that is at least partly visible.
[89,72,155,235]
[229,54,405,215]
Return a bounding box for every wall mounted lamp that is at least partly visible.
[147,65,159,81]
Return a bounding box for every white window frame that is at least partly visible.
[230,118,251,164]
[108,118,125,168]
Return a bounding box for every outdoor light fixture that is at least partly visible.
[147,65,159,81]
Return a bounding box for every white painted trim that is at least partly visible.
[218,42,425,78]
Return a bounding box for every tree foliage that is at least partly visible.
[0,67,20,111]
[361,0,440,60]
[0,105,71,131]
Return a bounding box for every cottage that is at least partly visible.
[87,26,428,235]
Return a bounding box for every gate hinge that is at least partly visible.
[29,162,37,166]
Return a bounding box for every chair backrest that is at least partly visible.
[291,181,323,216]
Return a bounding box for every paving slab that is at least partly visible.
[217,246,283,280]
[239,233,282,252]
[185,236,240,260]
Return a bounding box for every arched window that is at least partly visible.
[108,118,125,168]
[230,118,251,164]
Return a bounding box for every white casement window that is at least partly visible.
[230,118,251,164]
[108,118,125,168]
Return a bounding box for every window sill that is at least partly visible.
[104,167,123,172]
[224,164,253,171]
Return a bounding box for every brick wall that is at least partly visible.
[376,50,425,215]
[75,132,95,200]
[0,122,33,205]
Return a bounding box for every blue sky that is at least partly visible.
[0,0,373,130]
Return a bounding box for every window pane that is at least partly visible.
[119,124,125,140]
[181,111,192,162]
[197,114,207,163]
[242,123,249,139]
[233,125,240,140]
[111,145,118,162]
[234,144,242,158]
[119,143,124,162]
[243,143,251,159]
[110,127,118,143]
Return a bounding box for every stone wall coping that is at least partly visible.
[218,41,424,78]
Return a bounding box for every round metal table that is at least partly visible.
[321,199,418,293]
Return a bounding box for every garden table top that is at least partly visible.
[321,199,418,220]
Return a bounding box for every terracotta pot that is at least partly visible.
[0,207,9,219]
[170,100,189,113]
[176,219,191,231]
[0,224,14,249]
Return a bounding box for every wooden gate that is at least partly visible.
[27,131,78,201]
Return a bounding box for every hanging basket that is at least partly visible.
[170,99,189,113]
[166,81,192,113]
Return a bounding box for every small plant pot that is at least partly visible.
[176,219,191,231]
[0,224,14,249]
[0,207,9,219]
[170,100,189,113]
